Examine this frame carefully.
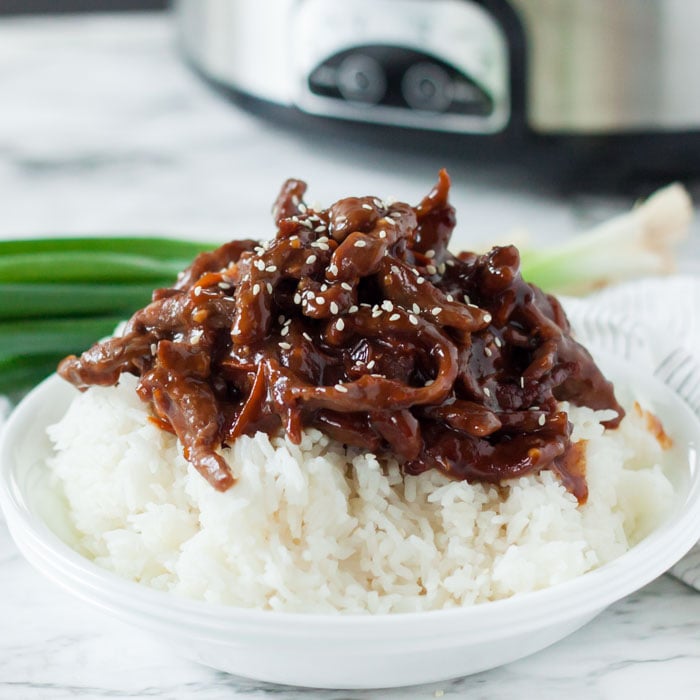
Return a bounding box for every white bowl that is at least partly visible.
[2,356,700,689]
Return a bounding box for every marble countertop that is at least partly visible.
[0,12,699,700]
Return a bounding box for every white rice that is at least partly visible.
[47,374,675,613]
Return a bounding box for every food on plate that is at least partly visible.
[48,172,676,612]
[57,170,623,500]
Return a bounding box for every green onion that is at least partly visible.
[0,236,217,395]
[0,354,66,396]
[0,283,156,320]
[0,236,213,258]
[0,251,193,284]
[0,316,124,361]
[520,184,692,295]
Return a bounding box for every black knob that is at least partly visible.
[336,54,387,105]
[401,62,453,112]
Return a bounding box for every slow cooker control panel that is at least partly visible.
[293,0,510,134]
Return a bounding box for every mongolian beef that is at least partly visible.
[58,170,624,502]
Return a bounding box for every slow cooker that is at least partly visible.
[176,0,700,184]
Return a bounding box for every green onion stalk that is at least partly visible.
[0,184,693,396]
[519,184,693,295]
[0,236,215,398]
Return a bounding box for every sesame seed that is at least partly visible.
[321,284,328,292]
[485,347,493,357]
[520,377,525,388]
[494,337,503,348]
[284,318,292,326]
[446,259,455,267]
[483,313,492,324]
[302,332,312,341]
[432,307,442,316]
[409,314,418,325]
[306,254,317,264]
[484,387,491,397]
[252,283,261,295]
[382,300,394,312]
[354,240,367,248]
[349,305,359,313]
[194,286,202,297]
[378,230,387,239]
[426,265,437,275]
[278,342,291,350]
[425,379,434,386]
[341,282,352,291]
[298,202,307,213]
[463,294,471,304]
[438,263,446,274]
[362,203,373,210]
[330,301,339,314]
[412,303,420,314]
[425,249,435,259]
[316,296,326,305]
[389,313,401,321]
[538,414,546,426]
[335,383,349,393]
[446,294,454,302]
[336,318,345,331]
[255,260,265,271]
[278,315,285,324]
[317,243,330,251]
[416,277,425,284]
[218,282,231,290]
[266,283,273,294]
[372,308,383,318]
[289,235,299,242]
[281,326,289,336]
[367,360,376,369]
[328,264,338,276]
[301,220,313,229]
[411,268,420,276]
[150,343,157,355]
[314,225,325,233]
[266,265,277,273]
[294,293,301,304]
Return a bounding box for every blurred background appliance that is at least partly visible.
[176,0,700,188]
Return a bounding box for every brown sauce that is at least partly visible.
[58,171,624,501]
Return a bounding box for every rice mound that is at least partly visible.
[47,374,675,613]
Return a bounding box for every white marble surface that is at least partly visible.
[0,12,699,699]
